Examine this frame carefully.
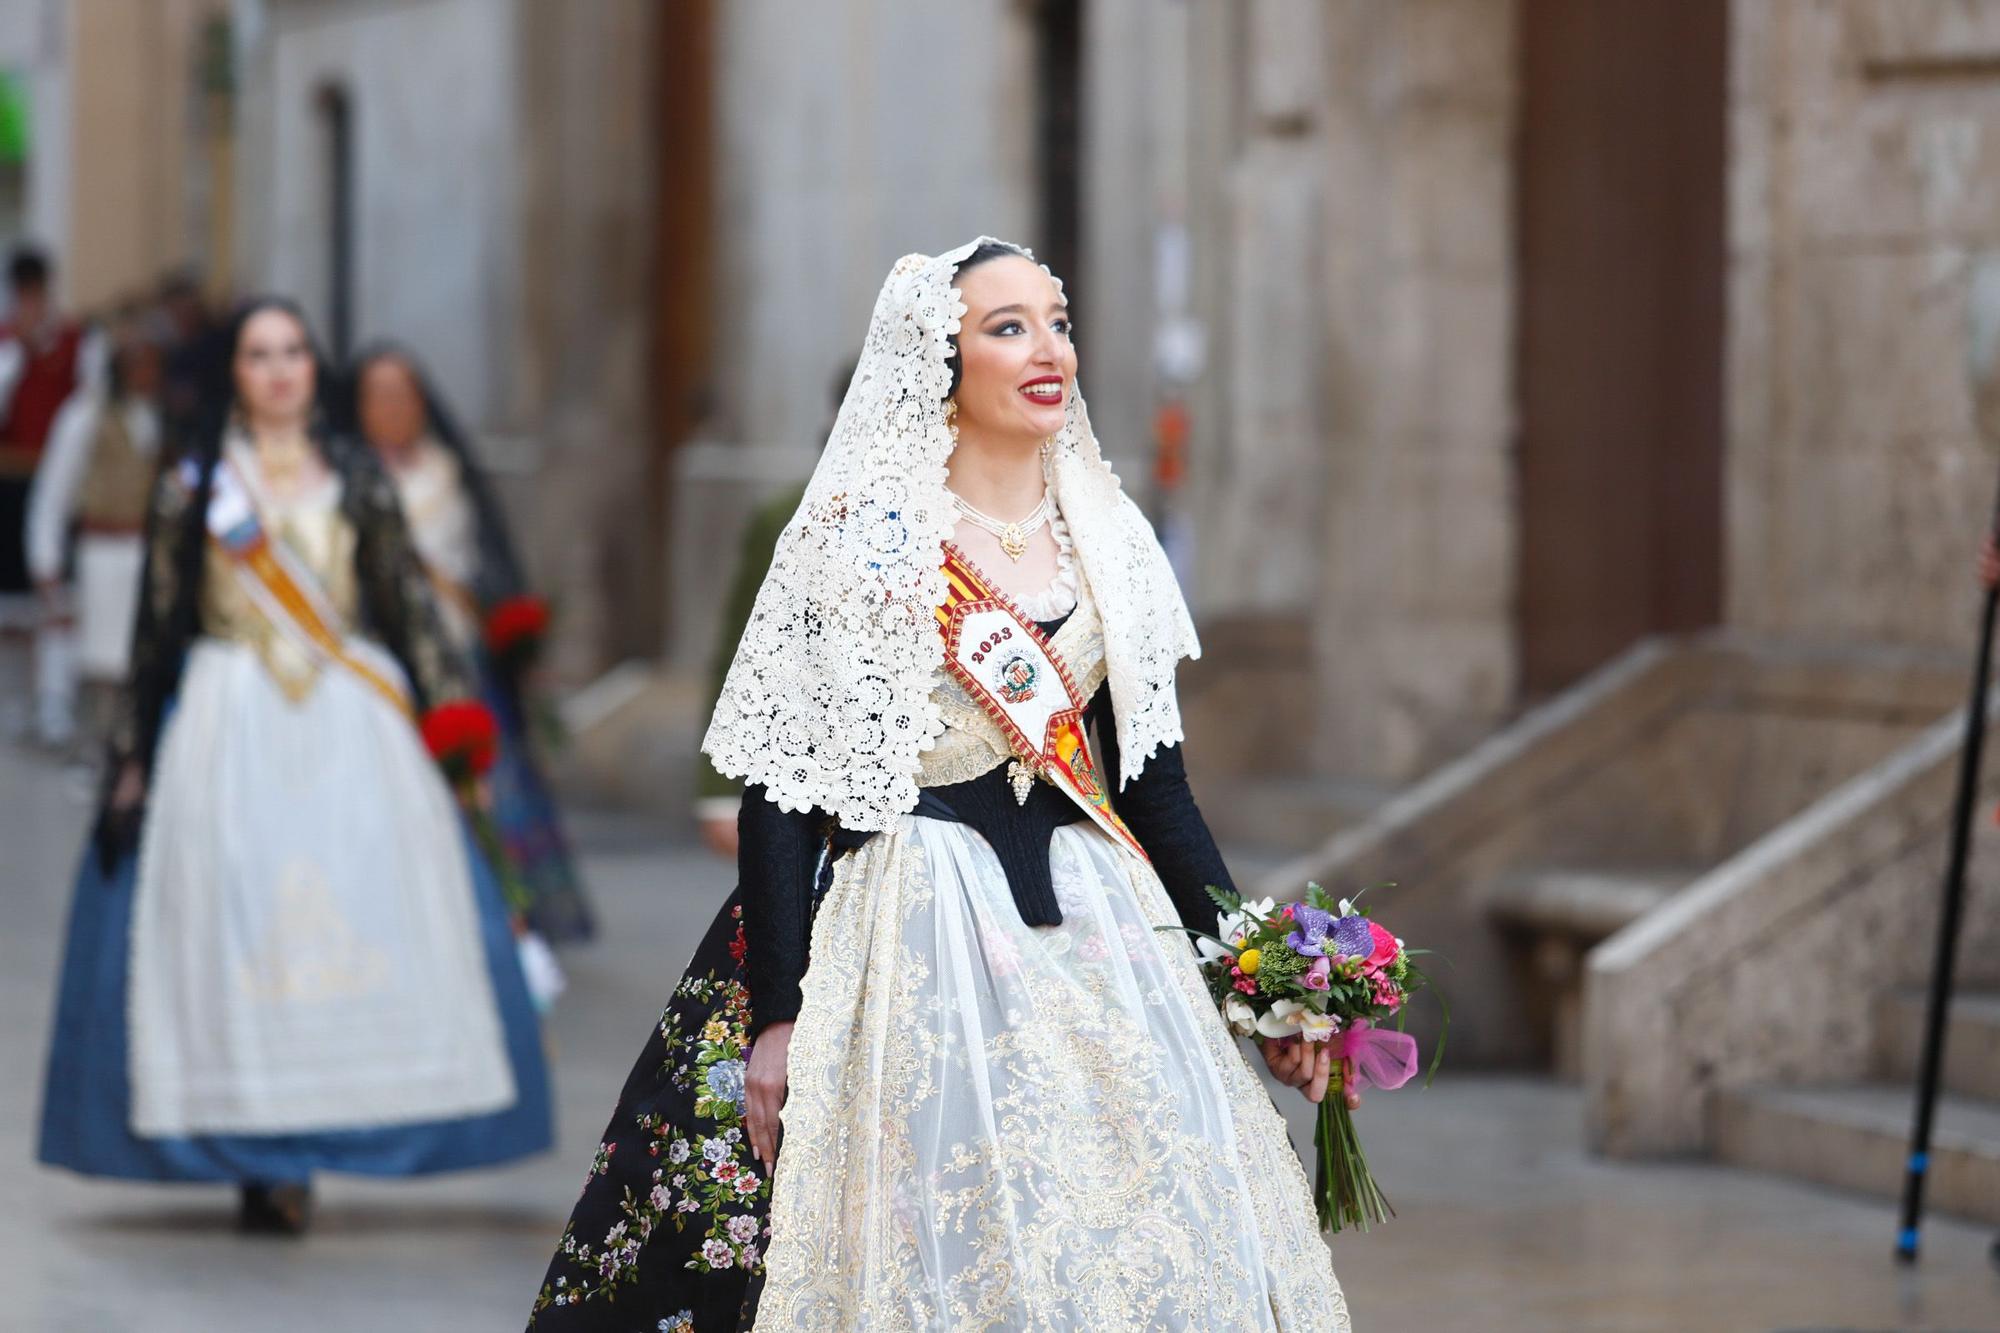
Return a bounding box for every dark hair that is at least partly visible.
[166,297,337,668]
[8,245,51,292]
[945,240,1033,399]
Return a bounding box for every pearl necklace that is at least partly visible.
[950,488,1054,562]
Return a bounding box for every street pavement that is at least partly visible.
[3,714,1998,1330]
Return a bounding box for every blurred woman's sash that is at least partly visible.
[205,456,412,716]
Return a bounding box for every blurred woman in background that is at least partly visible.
[24,310,169,749]
[341,343,592,943]
[37,298,552,1235]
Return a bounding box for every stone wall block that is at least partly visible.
[1778,250,1975,443]
[1246,0,1324,127]
[1221,139,1326,612]
[1395,0,1515,107]
[1790,101,2000,246]
[1848,0,2000,69]
[1729,106,1775,257]
[1729,0,1777,111]
[1724,254,1776,629]
[1385,106,1515,275]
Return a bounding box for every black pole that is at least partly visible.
[1895,475,2000,1264]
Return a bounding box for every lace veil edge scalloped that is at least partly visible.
[700,237,1200,831]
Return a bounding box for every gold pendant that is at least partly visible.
[1008,759,1037,805]
[1001,524,1028,561]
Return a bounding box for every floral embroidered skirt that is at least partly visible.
[528,892,767,1330]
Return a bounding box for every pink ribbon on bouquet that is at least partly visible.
[1338,1021,1420,1092]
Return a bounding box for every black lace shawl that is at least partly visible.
[109,434,476,781]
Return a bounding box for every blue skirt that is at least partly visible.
[483,655,594,943]
[36,826,554,1183]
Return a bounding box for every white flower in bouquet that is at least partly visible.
[1253,998,1307,1040]
[1197,897,1281,965]
[1297,1009,1341,1043]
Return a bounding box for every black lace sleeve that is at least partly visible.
[108,462,198,780]
[738,786,824,1037]
[340,442,476,713]
[1097,706,1238,933]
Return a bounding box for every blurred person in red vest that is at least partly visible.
[0,244,105,741]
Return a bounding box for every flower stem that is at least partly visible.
[1313,1073,1396,1233]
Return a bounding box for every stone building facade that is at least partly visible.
[0,0,231,311]
[28,0,2000,826]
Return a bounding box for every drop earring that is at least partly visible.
[945,397,960,444]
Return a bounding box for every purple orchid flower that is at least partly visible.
[1286,903,1336,957]
[1331,915,1375,961]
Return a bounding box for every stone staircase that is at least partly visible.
[1488,866,1691,1078]
[1713,989,2000,1225]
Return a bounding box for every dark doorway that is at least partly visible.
[1515,0,1727,694]
[650,0,718,657]
[1033,0,1084,301]
[314,82,355,361]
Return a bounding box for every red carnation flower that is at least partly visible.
[422,700,500,780]
[486,594,551,663]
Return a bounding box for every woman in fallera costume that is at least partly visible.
[37,299,552,1234]
[529,241,1350,1331]
[341,343,593,942]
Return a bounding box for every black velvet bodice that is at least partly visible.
[738,619,1236,1034]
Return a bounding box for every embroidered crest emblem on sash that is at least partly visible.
[996,654,1039,703]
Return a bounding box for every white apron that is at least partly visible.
[757,571,1346,1332]
[126,457,514,1136]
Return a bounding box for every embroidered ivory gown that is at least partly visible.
[531,514,1349,1332]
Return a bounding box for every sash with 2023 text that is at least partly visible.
[935,542,1147,861]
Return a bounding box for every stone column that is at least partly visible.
[1726,0,2000,652]
[1312,0,1519,782]
[667,0,1039,670]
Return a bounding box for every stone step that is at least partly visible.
[1880,990,2000,1103]
[1713,1083,2000,1226]
[1197,773,1389,858]
[1486,866,1690,941]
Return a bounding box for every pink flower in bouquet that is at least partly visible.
[1301,956,1332,991]
[1366,920,1399,971]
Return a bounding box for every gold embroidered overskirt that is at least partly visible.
[757,817,1350,1332]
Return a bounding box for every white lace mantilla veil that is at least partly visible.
[701,236,1201,831]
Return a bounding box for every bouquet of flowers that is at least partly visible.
[422,699,566,1013]
[1186,882,1445,1233]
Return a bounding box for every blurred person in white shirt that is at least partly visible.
[25,312,167,748]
